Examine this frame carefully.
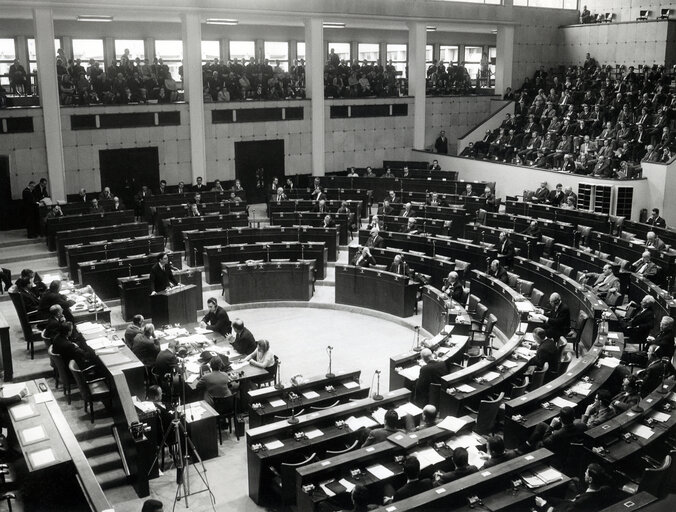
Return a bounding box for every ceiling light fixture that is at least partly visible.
[206,18,238,25]
[323,22,346,29]
[426,26,437,32]
[76,15,113,22]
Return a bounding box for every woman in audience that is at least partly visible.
[581,389,617,427]
[611,375,641,412]
[244,339,276,372]
[196,356,239,406]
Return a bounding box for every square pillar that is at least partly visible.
[379,42,387,67]
[495,26,514,96]
[33,7,66,201]
[182,12,207,183]
[305,18,325,176]
[408,22,426,150]
[144,37,155,63]
[103,37,115,68]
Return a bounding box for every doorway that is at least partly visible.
[99,147,160,207]
[234,139,285,203]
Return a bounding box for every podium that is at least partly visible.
[150,284,199,326]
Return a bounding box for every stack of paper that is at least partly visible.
[397,366,421,381]
[629,424,654,440]
[194,327,210,334]
[570,382,593,396]
[10,404,35,421]
[343,380,359,389]
[550,396,576,409]
[599,357,620,368]
[345,416,378,431]
[411,447,445,469]
[264,440,284,450]
[482,371,501,382]
[304,429,324,440]
[396,402,423,417]
[521,466,563,488]
[371,408,387,425]
[467,445,487,469]
[28,448,56,469]
[602,345,621,353]
[366,464,394,480]
[302,391,320,400]
[515,347,536,360]
[438,416,469,432]
[456,384,476,393]
[87,337,124,350]
[502,359,518,369]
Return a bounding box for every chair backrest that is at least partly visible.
[539,257,554,268]
[664,450,676,494]
[326,439,359,456]
[541,236,554,254]
[474,303,489,323]
[49,346,74,387]
[559,351,574,374]
[68,360,92,401]
[212,395,236,416]
[280,453,318,503]
[577,225,592,245]
[8,290,34,341]
[484,314,498,335]
[460,287,470,306]
[638,454,671,498]
[517,279,534,296]
[507,272,519,289]
[467,294,481,313]
[510,377,529,399]
[529,362,549,390]
[530,288,545,306]
[575,310,589,334]
[559,264,573,277]
[614,257,630,271]
[454,259,470,274]
[475,392,505,435]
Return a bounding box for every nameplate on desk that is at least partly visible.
[435,488,446,494]
[524,455,534,460]
[321,460,331,466]
[481,471,491,477]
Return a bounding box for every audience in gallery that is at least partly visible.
[462,54,676,178]
[324,51,400,98]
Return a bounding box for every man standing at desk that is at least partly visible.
[150,253,177,295]
[415,348,447,406]
[497,231,515,268]
[542,293,570,341]
[200,298,232,336]
[229,319,257,355]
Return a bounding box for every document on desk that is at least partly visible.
[449,334,469,345]
[397,365,421,381]
[456,384,476,393]
[33,391,54,404]
[482,371,501,382]
[185,374,199,384]
[343,380,359,389]
[338,478,355,492]
[366,464,394,480]
[467,446,486,469]
[1,383,28,398]
[447,432,483,450]
[602,345,621,353]
[523,332,537,343]
[302,391,320,400]
[371,408,387,425]
[570,382,593,396]
[502,359,518,369]
[194,327,210,334]
[10,403,37,421]
[629,424,655,439]
[649,411,671,423]
[231,361,248,371]
[345,416,377,431]
[607,331,620,340]
[550,396,577,409]
[20,425,47,446]
[598,357,621,368]
[438,415,470,433]
[28,448,56,469]
[396,402,423,417]
[268,399,286,408]
[264,440,284,450]
[411,447,445,469]
[304,429,324,440]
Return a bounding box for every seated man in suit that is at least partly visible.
[385,456,433,504]
[645,231,666,251]
[542,292,570,341]
[623,294,656,346]
[200,297,232,336]
[496,231,515,268]
[322,214,335,228]
[273,187,287,202]
[111,196,126,211]
[228,318,257,355]
[585,264,620,298]
[483,435,517,468]
[434,447,478,485]
[52,321,91,368]
[488,259,509,284]
[399,202,413,218]
[427,193,442,207]
[43,304,66,343]
[646,207,666,228]
[124,314,144,348]
[377,199,393,216]
[638,348,675,396]
[38,279,76,322]
[631,251,659,280]
[533,181,549,203]
[646,315,675,360]
[89,198,104,213]
[414,348,447,406]
[362,409,404,447]
[441,271,464,302]
[353,247,377,268]
[582,389,617,427]
[538,463,623,512]
[521,220,542,239]
[402,217,418,234]
[365,228,385,249]
[531,327,559,371]
[388,254,411,276]
[154,340,179,379]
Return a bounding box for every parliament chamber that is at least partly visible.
[2,0,676,511]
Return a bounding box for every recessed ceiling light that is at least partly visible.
[323,22,346,29]
[206,18,238,25]
[77,15,113,22]
[426,26,437,32]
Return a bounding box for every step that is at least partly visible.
[89,450,125,475]
[96,467,129,491]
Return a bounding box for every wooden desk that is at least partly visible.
[482,211,576,246]
[627,272,676,326]
[45,209,135,251]
[164,212,249,251]
[181,400,220,461]
[598,492,658,512]
[465,224,544,260]
[505,199,611,233]
[154,201,247,235]
[55,222,150,267]
[335,266,418,318]
[271,212,351,245]
[222,261,315,304]
[66,235,164,283]
[203,242,327,283]
[0,312,12,381]
[246,388,412,504]
[151,284,200,326]
[624,219,676,248]
[269,198,366,218]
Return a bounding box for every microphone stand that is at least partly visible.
[274,359,284,390]
[412,326,422,352]
[104,243,108,261]
[526,241,532,260]
[326,346,335,378]
[373,370,383,401]
[193,247,197,268]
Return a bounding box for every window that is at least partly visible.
[72,38,104,67]
[426,44,434,67]
[155,40,183,79]
[386,43,407,78]
[114,39,145,62]
[201,41,220,64]
[264,41,289,71]
[327,42,350,63]
[463,45,483,80]
[438,0,500,3]
[488,46,497,78]
[296,42,305,63]
[0,38,16,87]
[514,0,576,7]
[27,38,61,77]
[358,43,379,64]
[439,45,459,66]
[229,40,255,63]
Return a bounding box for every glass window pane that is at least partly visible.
[27,39,61,61]
[327,42,350,63]
[386,43,407,79]
[563,0,577,8]
[358,43,379,63]
[229,40,255,62]
[202,41,220,62]
[0,38,16,61]
[72,39,104,63]
[296,42,305,61]
[115,40,145,61]
[464,46,483,63]
[264,41,289,71]
[513,0,528,5]
[425,44,433,64]
[155,40,183,60]
[439,45,458,64]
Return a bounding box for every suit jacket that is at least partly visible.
[377,205,393,216]
[645,238,666,251]
[548,190,565,206]
[647,216,666,228]
[196,371,233,406]
[415,360,447,406]
[394,479,433,501]
[489,266,509,283]
[546,303,571,340]
[149,262,176,293]
[651,327,675,359]
[353,253,376,267]
[202,306,231,336]
[154,349,178,377]
[38,290,75,318]
[232,328,256,355]
[124,324,143,347]
[626,306,655,342]
[132,334,160,366]
[363,426,402,447]
[497,239,515,266]
[366,234,385,249]
[542,421,588,453]
[534,338,559,370]
[388,261,410,276]
[591,273,620,294]
[443,280,464,302]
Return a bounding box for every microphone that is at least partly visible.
[373,369,383,401]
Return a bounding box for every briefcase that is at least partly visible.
[235,415,245,438]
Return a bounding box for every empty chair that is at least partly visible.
[466,392,505,435]
[277,453,318,505]
[506,272,519,289]
[541,236,555,257]
[470,303,489,330]
[69,360,111,423]
[212,395,238,443]
[558,264,574,277]
[510,377,529,399]
[475,209,487,225]
[467,294,481,315]
[49,346,74,403]
[539,256,554,268]
[530,288,545,307]
[636,455,671,498]
[469,314,498,356]
[577,225,592,247]
[529,362,549,390]
[566,310,589,357]
[516,279,534,296]
[558,351,573,375]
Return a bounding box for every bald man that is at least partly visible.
[414,349,447,407]
[543,292,570,340]
[441,271,464,302]
[632,251,659,279]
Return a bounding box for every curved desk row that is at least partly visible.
[465,224,543,260]
[319,175,486,199]
[45,209,135,251]
[162,212,249,251]
[624,219,676,249]
[505,199,611,234]
[185,226,340,266]
[627,273,676,325]
[270,211,351,245]
[482,211,576,246]
[268,199,365,218]
[222,261,315,304]
[143,190,244,218]
[154,200,247,235]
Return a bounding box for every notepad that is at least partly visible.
[264,440,284,450]
[456,384,476,393]
[649,411,671,423]
[20,425,47,445]
[304,429,324,440]
[630,424,655,439]
[302,391,320,400]
[269,399,286,407]
[185,374,198,384]
[396,402,423,417]
[343,380,359,389]
[366,464,394,480]
[411,447,445,469]
[397,365,421,381]
[482,371,501,382]
[438,415,469,432]
[502,359,518,369]
[10,404,36,421]
[570,382,593,396]
[602,345,621,353]
[33,391,54,404]
[599,357,621,368]
[28,448,56,469]
[1,383,28,398]
[345,416,378,431]
[550,396,576,409]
